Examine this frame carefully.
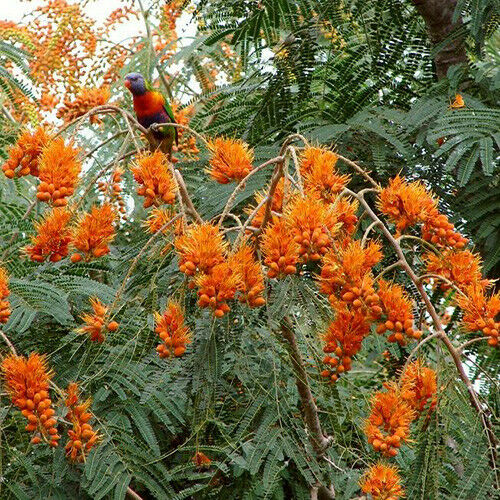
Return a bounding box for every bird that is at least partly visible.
[124,72,178,158]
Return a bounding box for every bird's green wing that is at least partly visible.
[145,78,178,145]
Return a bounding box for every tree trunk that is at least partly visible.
[411,0,468,79]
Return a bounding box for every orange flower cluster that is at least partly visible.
[378,175,436,233]
[319,240,382,313]
[365,386,415,457]
[144,208,181,255]
[301,147,350,202]
[424,249,484,292]
[1,353,60,447]
[196,262,241,317]
[421,214,467,249]
[155,301,191,358]
[131,151,177,208]
[359,463,404,500]
[230,244,266,307]
[333,197,359,235]
[0,267,11,324]
[378,176,467,249]
[65,383,100,462]
[36,137,81,206]
[77,298,118,343]
[321,306,370,382]
[245,178,285,229]
[375,280,422,346]
[207,137,254,184]
[25,207,72,262]
[400,361,437,414]
[172,103,199,159]
[192,451,212,468]
[457,284,500,347]
[175,223,228,277]
[57,87,110,124]
[71,204,116,262]
[260,216,300,278]
[2,127,50,178]
[98,167,127,220]
[286,194,337,262]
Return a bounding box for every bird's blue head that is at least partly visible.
[124,72,147,96]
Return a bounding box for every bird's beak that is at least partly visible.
[124,80,131,89]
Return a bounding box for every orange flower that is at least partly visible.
[71,204,116,262]
[155,301,191,358]
[1,353,60,447]
[424,249,484,292]
[144,207,177,234]
[360,463,405,500]
[64,383,100,462]
[175,223,228,277]
[332,197,359,234]
[365,386,415,457]
[319,240,382,312]
[457,284,500,347]
[192,451,211,468]
[230,244,266,307]
[260,216,300,278]
[450,93,465,109]
[171,102,199,159]
[375,280,422,345]
[302,151,350,202]
[195,262,241,317]
[245,178,285,229]
[0,267,11,324]
[299,146,338,176]
[400,360,437,414]
[57,87,111,124]
[321,305,370,382]
[77,298,117,343]
[36,137,81,206]
[421,214,467,249]
[98,167,126,220]
[131,151,177,208]
[285,194,338,262]
[24,207,72,262]
[206,137,254,184]
[377,175,437,233]
[2,127,51,178]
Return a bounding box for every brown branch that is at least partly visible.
[255,162,284,236]
[218,156,284,227]
[126,486,145,500]
[281,318,335,498]
[0,329,17,355]
[174,170,202,223]
[336,154,380,189]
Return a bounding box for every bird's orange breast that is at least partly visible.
[133,91,165,118]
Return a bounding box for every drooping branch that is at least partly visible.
[281,318,335,499]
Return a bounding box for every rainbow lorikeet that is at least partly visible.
[124,72,178,158]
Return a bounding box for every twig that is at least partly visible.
[84,130,128,159]
[361,220,381,247]
[418,274,467,297]
[336,154,380,189]
[150,122,209,149]
[281,317,335,499]
[109,214,182,316]
[458,337,487,353]
[126,486,144,500]
[397,234,440,254]
[174,170,202,223]
[255,162,284,235]
[234,196,269,248]
[0,330,17,355]
[218,156,284,227]
[373,260,403,283]
[400,332,440,375]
